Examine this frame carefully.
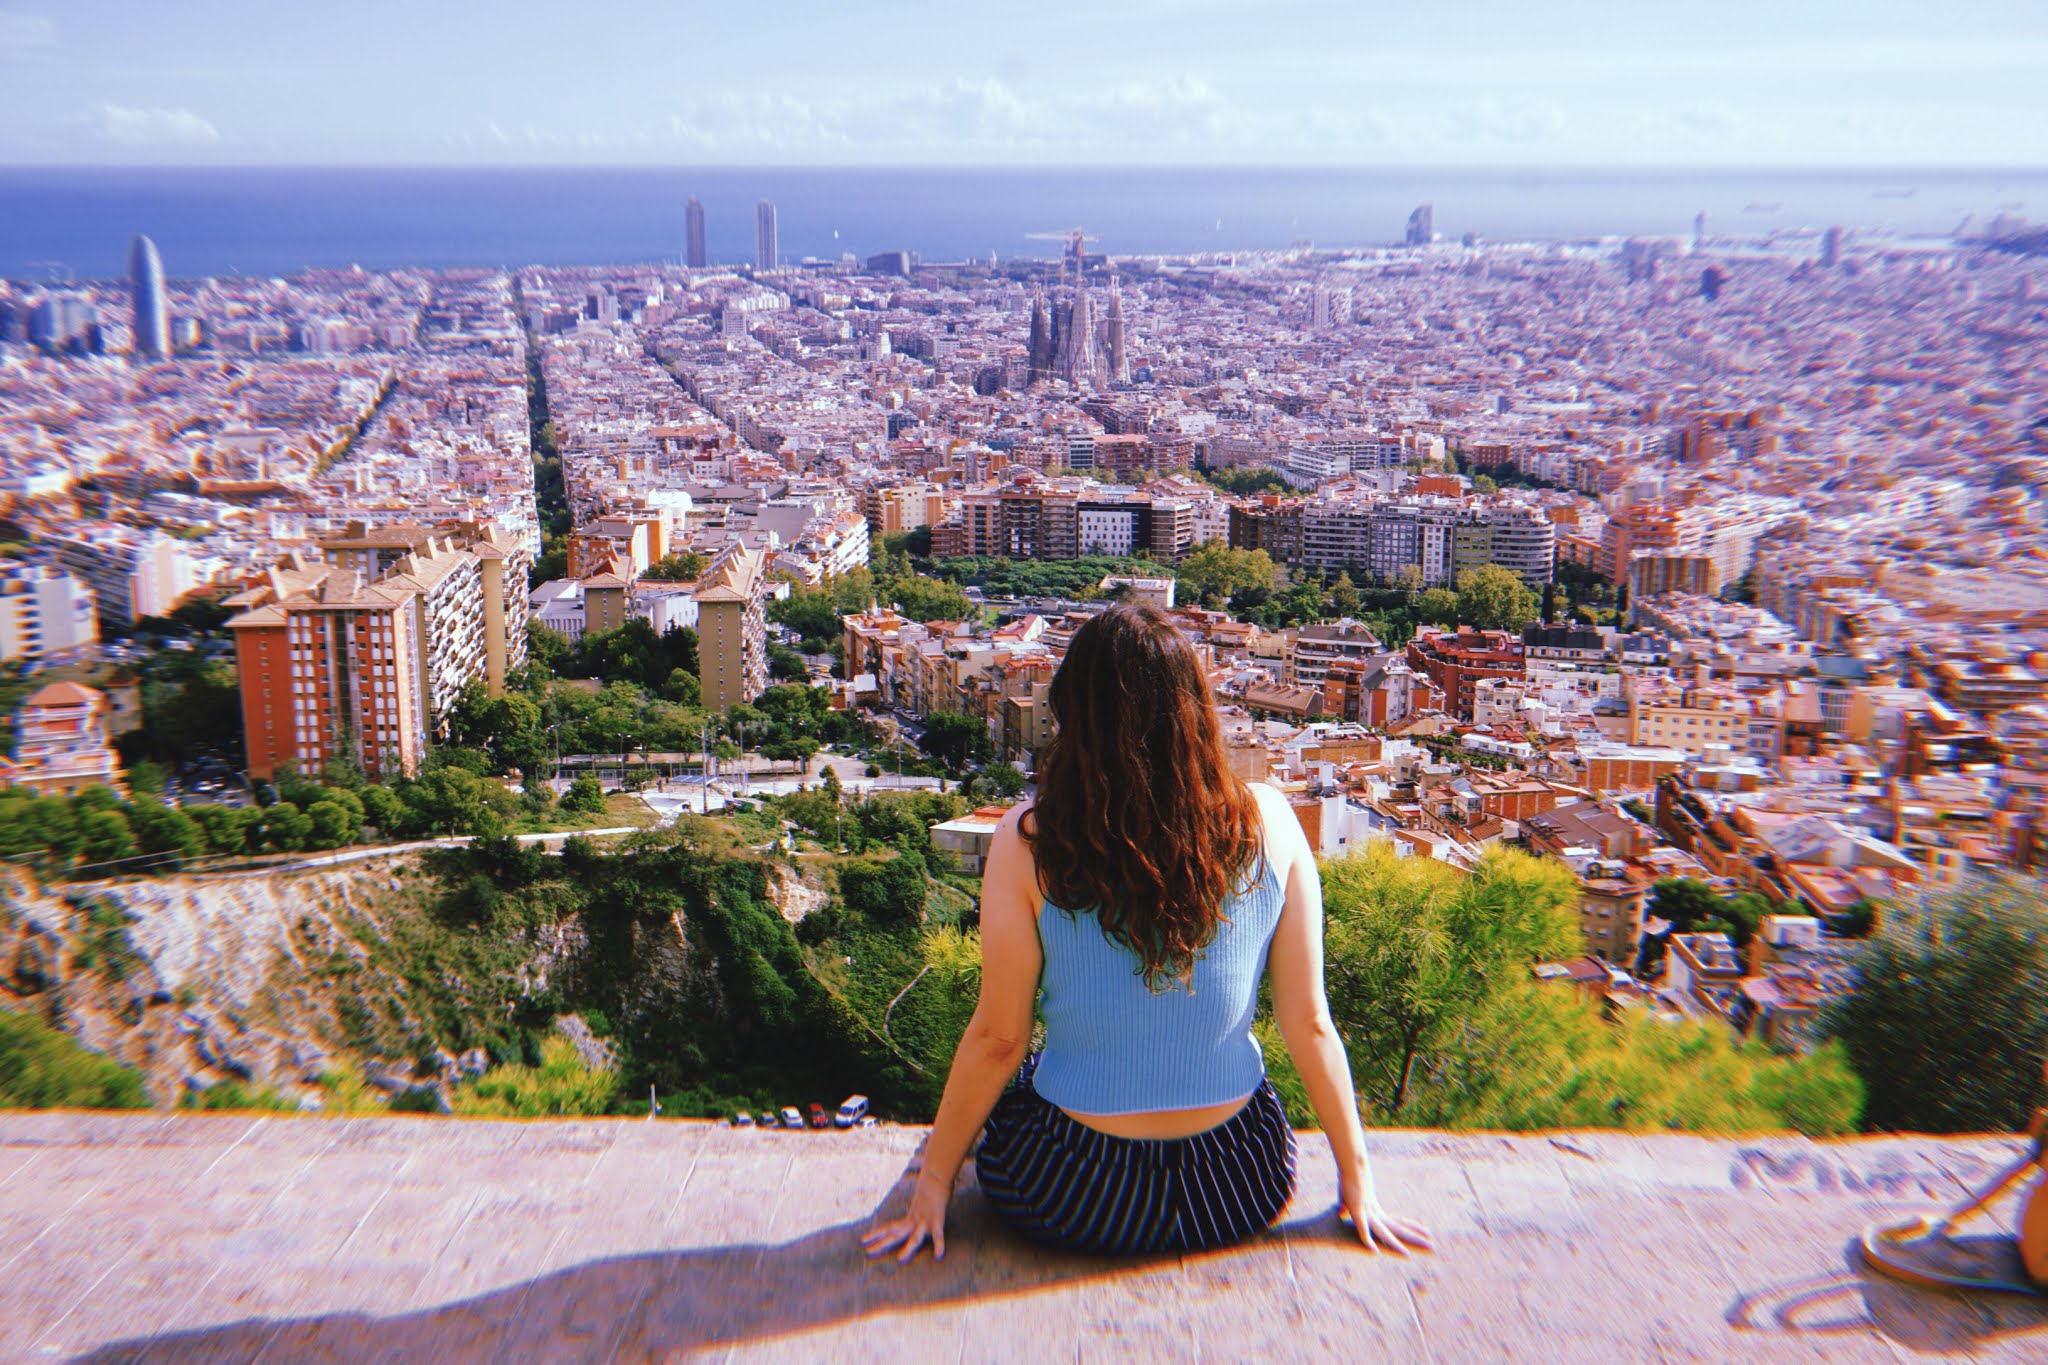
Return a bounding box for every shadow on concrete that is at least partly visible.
[1726,1236,2048,1353]
[75,1155,1335,1363]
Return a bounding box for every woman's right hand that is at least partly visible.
[1339,1188,1433,1255]
[860,1176,952,1264]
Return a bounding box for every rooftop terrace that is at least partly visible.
[2,1113,2043,1362]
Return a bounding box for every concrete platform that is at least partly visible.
[1,1113,2043,1362]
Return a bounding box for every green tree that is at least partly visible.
[126,760,168,798]
[402,765,515,836]
[187,802,247,857]
[1194,466,1291,496]
[642,551,708,582]
[305,800,356,850]
[980,761,1028,799]
[1472,474,1497,495]
[1330,571,1362,619]
[1301,844,1862,1134]
[261,802,314,853]
[918,711,992,774]
[770,579,846,645]
[1823,880,2048,1134]
[1455,565,1537,633]
[562,774,607,816]
[882,575,974,623]
[359,784,410,837]
[1644,877,1762,950]
[1176,541,1278,608]
[1320,985,1861,1135]
[1321,845,1579,1118]
[128,800,205,867]
[527,622,574,674]
[77,808,139,871]
[1416,587,1460,627]
[840,848,929,925]
[450,688,546,776]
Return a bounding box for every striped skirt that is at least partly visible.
[974,1054,1298,1256]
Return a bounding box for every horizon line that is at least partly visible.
[1,161,2044,175]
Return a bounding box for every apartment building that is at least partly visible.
[1627,679,1752,755]
[45,524,203,633]
[1322,653,1438,728]
[1485,502,1557,587]
[1406,628,1525,719]
[0,682,125,797]
[695,543,768,712]
[227,555,429,782]
[860,483,934,538]
[0,564,98,662]
[1288,620,1385,690]
[319,520,529,694]
[229,522,527,780]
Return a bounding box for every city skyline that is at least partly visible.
[0,3,2044,168]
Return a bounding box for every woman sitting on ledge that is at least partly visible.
[863,603,1431,1261]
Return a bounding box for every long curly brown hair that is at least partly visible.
[1022,602,1265,990]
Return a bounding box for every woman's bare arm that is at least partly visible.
[1258,785,1432,1255]
[861,802,1043,1263]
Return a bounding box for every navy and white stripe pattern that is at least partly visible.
[975,1054,1298,1256]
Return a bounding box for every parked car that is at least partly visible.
[732,1112,755,1128]
[807,1103,830,1129]
[856,1115,878,1129]
[834,1095,870,1128]
[779,1106,804,1130]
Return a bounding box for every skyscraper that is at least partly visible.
[1820,225,1843,269]
[1404,204,1434,248]
[129,234,170,360]
[754,199,778,272]
[685,197,706,268]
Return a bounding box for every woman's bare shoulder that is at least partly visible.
[1245,782,1309,870]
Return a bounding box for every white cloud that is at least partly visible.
[1448,96,1570,146]
[659,76,1259,159]
[0,10,54,54]
[94,104,222,148]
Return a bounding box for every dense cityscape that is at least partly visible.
[0,184,2041,1132]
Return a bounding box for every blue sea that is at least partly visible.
[0,165,2040,281]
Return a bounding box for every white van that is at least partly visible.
[834,1094,870,1128]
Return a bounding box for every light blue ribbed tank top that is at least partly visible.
[1032,853,1285,1116]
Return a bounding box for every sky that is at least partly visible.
[1,1,2044,167]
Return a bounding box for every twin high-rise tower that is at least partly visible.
[681,195,776,270]
[129,234,169,360]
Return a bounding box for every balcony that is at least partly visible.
[1,1113,2040,1359]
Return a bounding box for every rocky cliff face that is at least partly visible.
[1,859,490,1105]
[1,847,843,1111]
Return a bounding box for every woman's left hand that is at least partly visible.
[1339,1190,1434,1256]
[860,1178,952,1264]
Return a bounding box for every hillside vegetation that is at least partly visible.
[2,812,1887,1135]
